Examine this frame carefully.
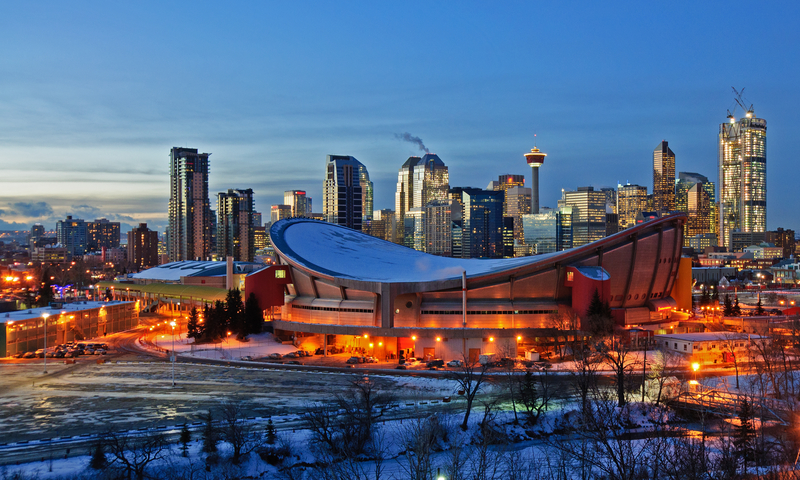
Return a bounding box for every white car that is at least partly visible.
[446,360,462,368]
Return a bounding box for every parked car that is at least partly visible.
[346,356,361,364]
[446,359,462,368]
[287,360,302,365]
[395,364,408,370]
[240,355,253,361]
[54,350,66,358]
[94,349,107,356]
[426,359,445,368]
[364,356,378,363]
[85,348,96,355]
[11,352,24,359]
[22,352,36,359]
[284,352,298,358]
[34,349,45,358]
[268,353,282,359]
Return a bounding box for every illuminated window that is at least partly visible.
[275,270,286,279]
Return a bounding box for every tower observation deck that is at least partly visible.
[524,146,547,214]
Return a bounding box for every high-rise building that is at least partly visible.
[616,183,648,230]
[395,154,449,244]
[524,146,547,214]
[284,190,311,217]
[600,187,617,214]
[87,218,121,250]
[675,172,717,241]
[29,224,45,246]
[522,210,559,255]
[506,186,532,244]
[127,223,159,269]
[766,228,795,259]
[559,187,605,247]
[493,174,526,215]
[168,147,212,262]
[719,106,767,247]
[685,183,712,244]
[364,209,396,243]
[252,212,262,228]
[425,200,460,257]
[653,141,676,214]
[270,205,292,223]
[458,188,504,258]
[605,213,619,236]
[253,226,267,251]
[323,155,368,231]
[359,163,373,221]
[404,208,426,251]
[217,189,255,262]
[56,216,88,257]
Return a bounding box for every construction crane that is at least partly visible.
[732,86,754,115]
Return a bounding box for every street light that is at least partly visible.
[169,321,176,387]
[42,313,49,374]
[692,362,700,382]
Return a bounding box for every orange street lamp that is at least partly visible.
[692,362,700,382]
[42,313,50,373]
[169,321,176,386]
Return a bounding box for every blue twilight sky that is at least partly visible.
[1,1,799,234]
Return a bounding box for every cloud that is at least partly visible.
[69,204,103,218]
[9,201,54,218]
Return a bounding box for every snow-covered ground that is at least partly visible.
[153,331,304,361]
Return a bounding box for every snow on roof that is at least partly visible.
[655,332,768,343]
[574,266,609,281]
[271,219,560,283]
[0,301,134,324]
[130,260,265,281]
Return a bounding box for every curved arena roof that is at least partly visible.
[270,218,560,282]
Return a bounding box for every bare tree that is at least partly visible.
[219,400,261,464]
[303,375,394,458]
[720,331,747,390]
[517,369,554,426]
[600,336,639,407]
[396,415,447,480]
[648,346,681,404]
[570,350,601,415]
[448,354,491,431]
[103,430,169,480]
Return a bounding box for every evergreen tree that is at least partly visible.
[38,269,55,307]
[724,294,733,317]
[734,398,756,473]
[89,440,107,469]
[187,307,202,340]
[587,288,604,317]
[226,289,245,338]
[755,297,765,316]
[204,301,227,341]
[711,288,720,305]
[265,417,277,445]
[244,293,262,335]
[200,410,218,454]
[180,424,191,457]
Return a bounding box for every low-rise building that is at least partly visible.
[654,331,769,365]
[1,301,139,357]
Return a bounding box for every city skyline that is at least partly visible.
[1,3,799,233]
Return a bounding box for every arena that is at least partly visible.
[268,214,691,361]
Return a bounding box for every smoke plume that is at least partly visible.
[395,132,430,153]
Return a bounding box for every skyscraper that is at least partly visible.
[559,187,606,247]
[653,141,676,214]
[270,205,292,223]
[323,155,368,231]
[524,146,547,214]
[616,183,648,230]
[424,200,460,256]
[675,172,716,245]
[284,190,311,217]
[458,188,504,258]
[168,147,212,262]
[506,186,532,244]
[359,163,374,222]
[493,174,526,216]
[394,154,449,244]
[719,106,767,247]
[217,188,255,261]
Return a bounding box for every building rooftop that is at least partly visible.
[655,332,767,342]
[0,300,134,325]
[129,260,266,282]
